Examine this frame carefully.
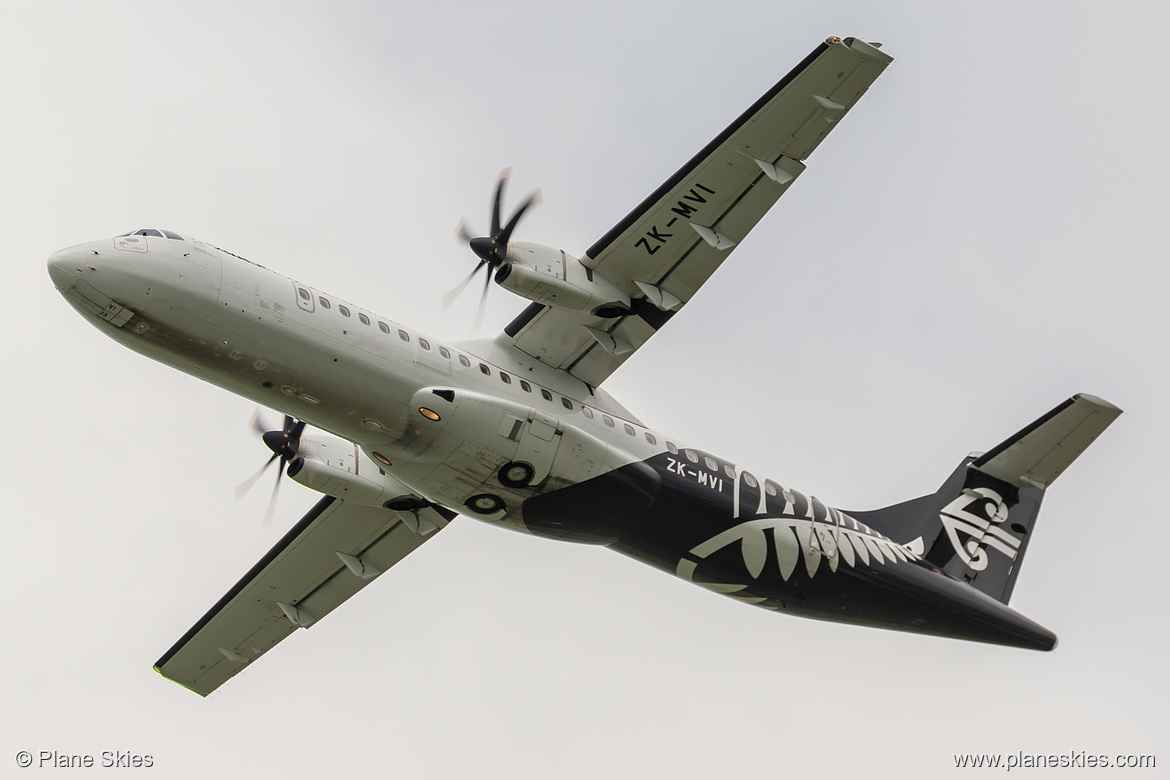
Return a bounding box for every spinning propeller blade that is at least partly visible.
[236,410,306,526]
[445,169,541,321]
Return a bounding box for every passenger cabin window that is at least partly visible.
[684,449,699,464]
[479,363,490,376]
[764,480,779,496]
[520,380,531,392]
[624,423,635,436]
[602,415,614,427]
[743,473,758,488]
[704,457,718,471]
[724,465,736,479]
[378,322,390,334]
[562,398,574,411]
[582,407,593,419]
[541,389,553,402]
[439,346,450,359]
[458,355,470,367]
[398,329,410,342]
[297,288,311,301]
[359,313,370,326]
[419,338,431,351]
[500,372,511,384]
[319,296,331,309]
[666,441,678,454]
[645,432,656,445]
[339,305,351,317]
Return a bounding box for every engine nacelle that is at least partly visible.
[287,432,414,508]
[496,241,631,317]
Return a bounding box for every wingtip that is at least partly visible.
[1072,393,1123,415]
[153,665,208,697]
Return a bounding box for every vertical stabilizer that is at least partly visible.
[848,394,1120,604]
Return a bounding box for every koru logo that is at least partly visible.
[939,487,1021,571]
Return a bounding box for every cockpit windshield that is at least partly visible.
[117,228,184,240]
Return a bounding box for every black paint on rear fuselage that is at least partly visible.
[522,451,1057,651]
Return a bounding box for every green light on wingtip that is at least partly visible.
[153,665,207,697]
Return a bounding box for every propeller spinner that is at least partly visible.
[445,169,540,329]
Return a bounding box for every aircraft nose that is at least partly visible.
[47,247,85,292]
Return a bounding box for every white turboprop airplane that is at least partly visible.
[48,37,1120,697]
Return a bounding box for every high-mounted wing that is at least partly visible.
[502,37,892,387]
[154,496,452,696]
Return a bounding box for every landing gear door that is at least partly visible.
[515,410,561,486]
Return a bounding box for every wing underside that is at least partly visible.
[503,37,892,387]
[154,497,450,696]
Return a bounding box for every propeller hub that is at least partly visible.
[261,430,292,457]
[470,237,501,264]
[261,417,304,460]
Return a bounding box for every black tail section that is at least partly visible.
[849,394,1120,605]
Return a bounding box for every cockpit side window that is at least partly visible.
[124,228,183,240]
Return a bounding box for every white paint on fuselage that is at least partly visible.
[49,230,880,561]
[49,231,693,528]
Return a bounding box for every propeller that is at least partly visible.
[445,169,540,329]
[235,409,307,526]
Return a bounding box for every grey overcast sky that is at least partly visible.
[3,1,1166,777]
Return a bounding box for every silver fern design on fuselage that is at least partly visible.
[675,507,919,600]
[938,487,1021,571]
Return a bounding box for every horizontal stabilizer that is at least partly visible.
[972,394,1121,489]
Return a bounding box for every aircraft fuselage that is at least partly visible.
[49,232,1059,652]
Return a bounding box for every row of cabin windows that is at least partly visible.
[661,441,773,489]
[304,290,417,345]
[580,405,659,445]
[300,287,584,412]
[469,360,579,410]
[443,342,661,439]
[298,285,668,445]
